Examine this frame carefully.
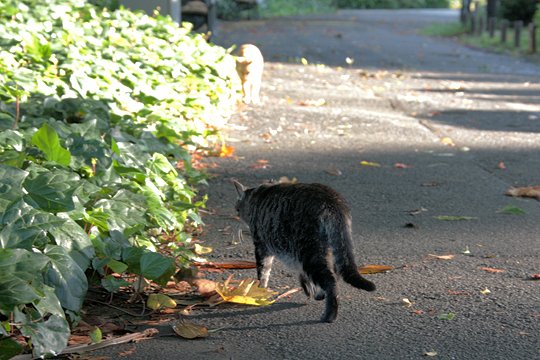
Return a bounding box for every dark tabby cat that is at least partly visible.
[233,180,375,323]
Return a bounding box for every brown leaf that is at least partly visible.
[428,254,455,260]
[480,267,505,273]
[192,279,217,297]
[119,347,137,357]
[394,163,413,169]
[68,335,91,346]
[358,264,394,274]
[528,274,540,280]
[250,159,270,169]
[172,319,209,339]
[505,186,540,200]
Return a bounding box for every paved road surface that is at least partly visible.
[98,9,540,360]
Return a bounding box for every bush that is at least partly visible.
[0,0,238,357]
[336,0,449,8]
[499,0,540,24]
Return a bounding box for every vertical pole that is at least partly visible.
[529,22,537,54]
[488,17,495,38]
[501,20,508,43]
[170,0,181,24]
[514,20,523,48]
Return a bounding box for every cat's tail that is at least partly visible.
[326,216,376,292]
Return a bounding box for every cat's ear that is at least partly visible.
[233,179,246,197]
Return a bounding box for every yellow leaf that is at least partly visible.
[358,264,394,274]
[440,137,455,146]
[215,276,277,306]
[424,351,438,357]
[402,298,413,307]
[428,254,455,260]
[480,288,491,295]
[360,160,381,167]
[147,293,177,310]
[194,244,213,255]
[172,319,208,339]
[301,57,308,65]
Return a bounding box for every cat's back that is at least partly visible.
[251,182,350,216]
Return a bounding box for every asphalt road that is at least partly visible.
[98,9,540,360]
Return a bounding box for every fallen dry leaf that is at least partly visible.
[505,186,540,200]
[360,160,381,167]
[497,162,506,169]
[528,274,540,280]
[424,351,438,357]
[440,137,455,146]
[68,335,91,346]
[215,275,277,306]
[172,319,209,339]
[358,264,394,274]
[325,167,342,176]
[219,145,235,158]
[480,288,491,295]
[192,279,217,297]
[428,254,455,260]
[118,347,137,357]
[402,298,413,307]
[250,159,271,169]
[480,267,505,273]
[194,244,213,255]
[298,98,326,107]
[394,163,413,169]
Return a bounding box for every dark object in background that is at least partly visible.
[182,0,216,34]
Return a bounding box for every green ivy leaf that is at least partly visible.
[140,252,176,285]
[31,123,71,166]
[0,337,23,360]
[23,166,81,213]
[19,314,70,358]
[43,245,88,312]
[101,275,130,293]
[0,200,65,250]
[0,164,28,212]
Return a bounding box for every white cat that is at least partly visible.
[236,44,264,105]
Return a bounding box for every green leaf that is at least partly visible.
[140,252,176,285]
[23,166,81,213]
[0,165,28,212]
[43,245,88,312]
[20,314,70,358]
[31,123,71,166]
[0,200,65,250]
[107,259,128,273]
[101,275,130,293]
[497,205,526,215]
[0,337,23,360]
[147,293,176,310]
[93,189,148,235]
[48,216,94,271]
[33,285,65,318]
[89,327,102,344]
[438,312,456,320]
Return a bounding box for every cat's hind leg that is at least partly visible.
[255,246,274,288]
[308,267,338,323]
